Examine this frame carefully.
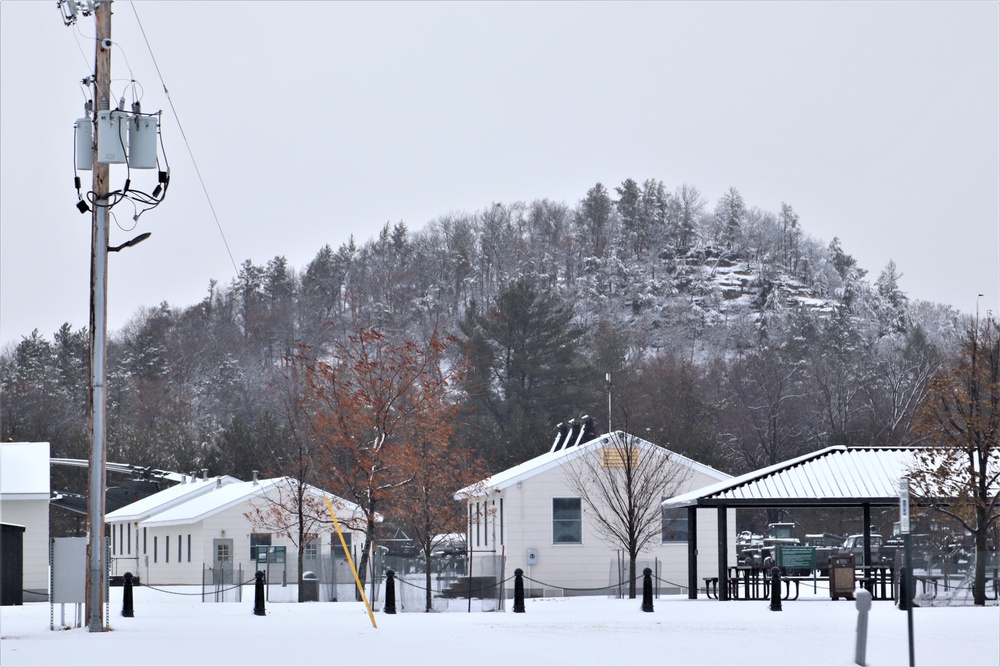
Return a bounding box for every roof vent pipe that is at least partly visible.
[216,476,222,488]
[181,473,187,484]
[202,469,208,481]
[564,419,579,449]
[550,423,568,453]
[252,470,259,485]
[572,418,587,448]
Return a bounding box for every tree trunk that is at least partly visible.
[974,506,988,606]
[628,553,637,599]
[424,544,433,612]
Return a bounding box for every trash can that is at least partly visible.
[829,554,855,600]
[301,571,318,602]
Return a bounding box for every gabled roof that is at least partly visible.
[457,431,731,499]
[0,442,50,498]
[140,477,363,528]
[662,446,923,509]
[106,475,241,522]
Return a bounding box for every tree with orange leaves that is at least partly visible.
[297,325,463,595]
[393,409,487,611]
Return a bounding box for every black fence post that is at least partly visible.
[121,572,134,618]
[384,569,397,614]
[513,568,525,613]
[769,567,782,611]
[253,570,266,616]
[641,567,654,612]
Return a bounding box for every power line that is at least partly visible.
[128,1,239,277]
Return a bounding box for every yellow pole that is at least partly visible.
[324,496,377,629]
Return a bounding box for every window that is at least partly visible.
[552,498,582,544]
[499,498,504,546]
[475,502,481,547]
[250,533,272,561]
[187,534,191,562]
[165,535,170,563]
[143,527,147,554]
[304,535,318,559]
[333,532,352,560]
[127,525,131,554]
[153,536,158,563]
[662,507,689,543]
[177,534,182,562]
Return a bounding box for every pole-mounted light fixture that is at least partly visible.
[108,232,151,253]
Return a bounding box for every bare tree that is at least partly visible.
[910,312,1000,606]
[565,430,691,598]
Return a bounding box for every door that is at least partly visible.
[212,539,234,585]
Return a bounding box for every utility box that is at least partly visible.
[526,549,539,566]
[829,554,855,600]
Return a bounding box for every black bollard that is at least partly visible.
[513,568,525,613]
[641,567,654,612]
[121,572,135,618]
[384,569,397,614]
[253,570,266,616]
[769,567,782,611]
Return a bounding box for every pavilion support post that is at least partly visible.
[862,504,872,568]
[687,506,698,599]
[717,505,728,601]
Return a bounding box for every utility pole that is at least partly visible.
[86,0,112,633]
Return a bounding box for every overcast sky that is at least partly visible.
[1,1,997,348]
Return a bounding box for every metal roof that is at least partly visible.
[662,446,924,508]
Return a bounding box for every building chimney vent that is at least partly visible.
[202,469,208,481]
[252,470,259,485]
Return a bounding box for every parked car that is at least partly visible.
[840,534,886,564]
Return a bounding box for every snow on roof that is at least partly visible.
[140,477,363,528]
[0,442,50,498]
[456,431,731,499]
[662,446,924,508]
[106,475,241,523]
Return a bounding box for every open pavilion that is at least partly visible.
[662,445,922,600]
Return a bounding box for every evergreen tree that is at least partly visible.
[460,280,595,467]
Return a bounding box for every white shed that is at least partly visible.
[105,473,241,580]
[0,442,51,601]
[457,431,736,597]
[111,476,363,588]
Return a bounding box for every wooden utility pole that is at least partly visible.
[86,0,112,633]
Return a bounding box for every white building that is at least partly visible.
[104,472,241,580]
[107,475,364,588]
[0,442,50,601]
[457,430,736,597]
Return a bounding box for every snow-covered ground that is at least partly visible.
[2,584,997,667]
